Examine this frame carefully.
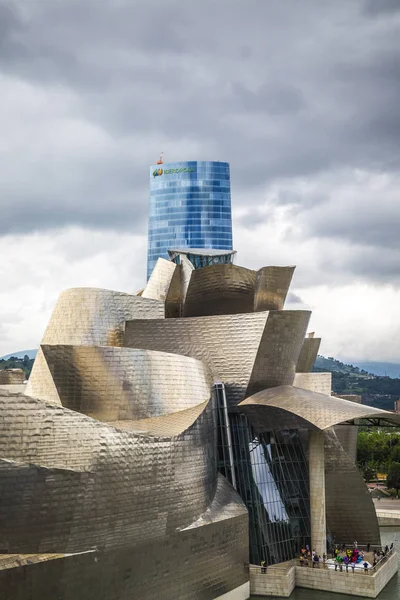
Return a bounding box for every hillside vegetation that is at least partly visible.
[313,355,400,411]
[0,355,34,378]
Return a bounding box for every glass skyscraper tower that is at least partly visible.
[147,161,233,279]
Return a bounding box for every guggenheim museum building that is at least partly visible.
[0,160,399,600]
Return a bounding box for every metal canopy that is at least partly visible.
[238,385,400,432]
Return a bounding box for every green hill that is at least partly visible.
[313,356,400,411]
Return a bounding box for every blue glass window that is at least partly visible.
[147,161,233,279]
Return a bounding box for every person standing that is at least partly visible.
[363,561,368,573]
[344,556,349,572]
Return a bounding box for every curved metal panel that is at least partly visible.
[38,288,164,347]
[26,288,164,403]
[246,310,310,397]
[183,264,256,317]
[25,346,62,404]
[333,394,361,463]
[41,345,212,421]
[239,384,400,431]
[324,429,380,545]
[125,311,310,408]
[125,311,269,407]
[296,337,321,372]
[0,389,217,554]
[0,477,248,600]
[108,401,208,436]
[142,257,182,318]
[165,263,183,318]
[142,257,177,302]
[254,266,295,311]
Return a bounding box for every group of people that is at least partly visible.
[332,543,367,572]
[260,540,395,574]
[298,540,394,573]
[372,545,393,567]
[299,546,326,568]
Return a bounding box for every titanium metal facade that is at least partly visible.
[147,161,233,279]
[3,250,400,598]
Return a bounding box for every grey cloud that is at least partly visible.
[0,0,400,260]
[237,208,269,229]
[229,82,305,116]
[0,150,148,235]
[296,184,400,252]
[363,0,400,15]
[286,292,304,305]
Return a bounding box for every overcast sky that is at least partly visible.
[1,0,400,361]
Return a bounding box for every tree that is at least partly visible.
[390,445,400,463]
[23,354,30,367]
[387,462,400,497]
[362,464,377,483]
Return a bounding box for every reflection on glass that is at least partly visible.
[217,411,311,566]
[147,161,233,279]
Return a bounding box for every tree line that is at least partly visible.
[357,428,400,495]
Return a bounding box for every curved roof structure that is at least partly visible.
[141,259,296,318]
[238,385,400,431]
[254,266,295,312]
[125,311,310,407]
[26,288,164,405]
[183,263,256,317]
[40,345,212,422]
[296,336,321,373]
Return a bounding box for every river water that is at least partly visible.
[250,528,400,600]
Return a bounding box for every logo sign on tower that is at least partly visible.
[153,166,195,178]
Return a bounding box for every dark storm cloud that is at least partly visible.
[363,0,400,15]
[1,0,400,250]
[300,196,400,251]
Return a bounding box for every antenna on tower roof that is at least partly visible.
[157,152,164,165]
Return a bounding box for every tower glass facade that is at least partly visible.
[147,161,233,279]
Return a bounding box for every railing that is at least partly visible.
[250,545,395,577]
[297,546,395,576]
[249,560,296,575]
[370,547,396,574]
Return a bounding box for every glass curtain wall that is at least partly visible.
[217,407,311,565]
[147,161,233,279]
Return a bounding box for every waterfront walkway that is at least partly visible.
[249,546,398,598]
[374,497,400,526]
[374,498,400,510]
